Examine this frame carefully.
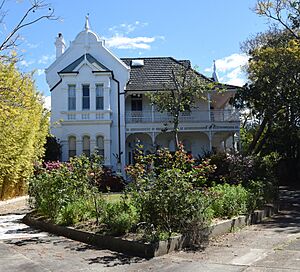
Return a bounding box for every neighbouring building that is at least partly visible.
[46,17,240,174]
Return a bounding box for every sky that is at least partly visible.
[1,0,271,109]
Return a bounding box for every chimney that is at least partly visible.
[55,33,66,59]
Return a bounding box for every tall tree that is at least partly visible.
[235,30,300,159]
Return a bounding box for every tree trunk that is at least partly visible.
[173,114,179,150]
[254,123,271,154]
[246,117,268,155]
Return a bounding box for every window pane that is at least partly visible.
[96,97,104,110]
[68,98,76,111]
[96,136,104,156]
[131,94,143,111]
[83,85,89,96]
[82,85,90,110]
[96,84,104,96]
[82,136,90,157]
[68,136,76,159]
[68,85,76,110]
[83,97,90,109]
[96,84,104,110]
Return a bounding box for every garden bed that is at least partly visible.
[23,203,277,258]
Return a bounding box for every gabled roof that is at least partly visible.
[121,57,238,91]
[59,53,110,74]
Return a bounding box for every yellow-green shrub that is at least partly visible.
[0,61,48,199]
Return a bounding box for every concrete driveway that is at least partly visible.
[0,188,299,272]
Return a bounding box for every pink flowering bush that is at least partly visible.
[125,143,217,241]
[126,143,216,188]
[44,161,64,171]
[29,154,105,224]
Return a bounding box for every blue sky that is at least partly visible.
[2,0,270,108]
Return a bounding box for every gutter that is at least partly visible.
[50,76,62,92]
[110,71,122,164]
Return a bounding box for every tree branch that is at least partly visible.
[0,0,58,52]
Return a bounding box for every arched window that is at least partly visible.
[68,136,76,159]
[82,135,90,157]
[169,139,175,152]
[183,139,192,154]
[96,135,104,157]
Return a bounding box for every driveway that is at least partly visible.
[0,188,299,272]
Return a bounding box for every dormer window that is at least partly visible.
[82,84,90,110]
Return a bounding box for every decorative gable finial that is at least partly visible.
[212,60,219,82]
[85,14,90,31]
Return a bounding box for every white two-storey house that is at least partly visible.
[46,18,240,174]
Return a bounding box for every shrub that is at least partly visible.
[210,184,249,218]
[29,154,104,224]
[97,167,125,192]
[0,62,49,200]
[126,145,216,240]
[56,198,95,226]
[207,152,254,185]
[102,201,138,235]
[245,180,265,211]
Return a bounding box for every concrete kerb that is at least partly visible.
[23,204,277,259]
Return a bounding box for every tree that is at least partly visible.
[0,0,57,58]
[235,30,300,160]
[0,61,49,199]
[148,64,208,148]
[255,0,300,39]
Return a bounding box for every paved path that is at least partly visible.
[0,188,299,271]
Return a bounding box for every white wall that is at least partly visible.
[47,28,130,172]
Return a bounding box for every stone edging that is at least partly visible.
[23,204,277,259]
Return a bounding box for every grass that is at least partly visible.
[103,193,122,203]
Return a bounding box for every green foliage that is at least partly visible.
[29,154,104,224]
[210,184,249,218]
[126,143,216,188]
[126,145,215,238]
[245,180,266,211]
[102,201,138,235]
[236,24,300,181]
[56,198,95,226]
[207,152,254,185]
[147,65,208,146]
[207,151,279,204]
[0,61,49,199]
